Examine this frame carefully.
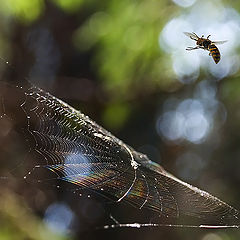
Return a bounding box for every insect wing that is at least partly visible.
[183,32,199,41]
[211,40,227,45]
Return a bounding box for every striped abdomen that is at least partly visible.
[208,44,220,64]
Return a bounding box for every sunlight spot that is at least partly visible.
[178,99,210,143]
[172,50,200,83]
[159,1,240,82]
[172,0,197,8]
[44,202,74,235]
[156,111,185,141]
[157,98,212,144]
[159,18,191,52]
[184,111,209,143]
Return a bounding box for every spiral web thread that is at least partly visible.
[0,82,239,228]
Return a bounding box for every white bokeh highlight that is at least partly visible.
[159,0,240,82]
[156,80,225,144]
[172,0,197,8]
[44,202,74,235]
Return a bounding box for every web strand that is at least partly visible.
[0,81,239,227]
[101,223,240,230]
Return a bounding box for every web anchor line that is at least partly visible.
[101,222,240,230]
[0,81,239,227]
[117,144,139,202]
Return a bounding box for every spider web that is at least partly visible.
[0,81,239,228]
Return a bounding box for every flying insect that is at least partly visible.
[184,32,227,64]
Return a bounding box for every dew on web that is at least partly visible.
[0,80,239,230]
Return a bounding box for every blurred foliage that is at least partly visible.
[73,0,175,98]
[51,0,84,13]
[102,101,131,129]
[0,189,69,240]
[0,0,44,23]
[0,0,178,97]
[0,0,179,128]
[0,0,240,240]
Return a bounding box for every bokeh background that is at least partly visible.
[0,0,240,239]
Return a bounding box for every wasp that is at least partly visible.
[184,32,227,64]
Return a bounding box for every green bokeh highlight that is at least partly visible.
[73,0,174,98]
[51,0,84,13]
[0,190,69,240]
[0,0,44,23]
[102,102,131,129]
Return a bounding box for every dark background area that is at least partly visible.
[0,0,240,239]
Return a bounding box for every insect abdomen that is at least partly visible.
[208,44,220,64]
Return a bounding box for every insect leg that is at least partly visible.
[189,32,200,41]
[190,36,197,41]
[186,46,202,51]
[192,32,200,38]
